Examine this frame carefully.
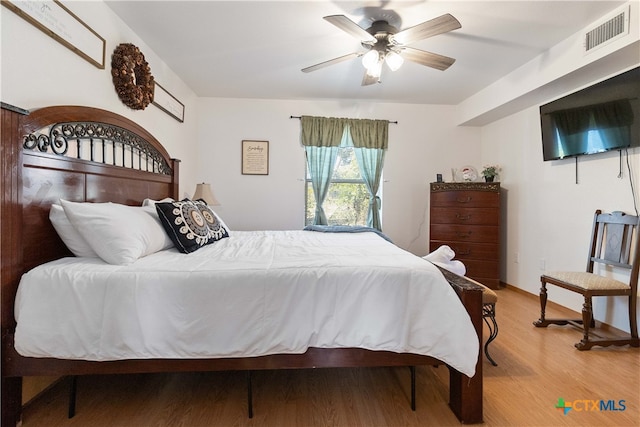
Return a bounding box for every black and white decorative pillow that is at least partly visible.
[193,199,230,242]
[156,200,214,253]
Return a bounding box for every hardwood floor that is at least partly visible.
[19,288,639,426]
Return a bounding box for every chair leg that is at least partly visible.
[482,303,498,366]
[629,294,639,346]
[576,297,594,351]
[533,280,549,327]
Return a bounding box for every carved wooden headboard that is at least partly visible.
[1,104,180,336]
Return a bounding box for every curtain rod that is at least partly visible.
[290,115,398,124]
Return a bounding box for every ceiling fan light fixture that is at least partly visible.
[367,60,383,79]
[304,13,461,84]
[362,50,379,69]
[385,51,404,71]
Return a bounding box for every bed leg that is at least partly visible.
[449,286,483,424]
[68,376,77,418]
[246,371,253,419]
[1,376,22,427]
[409,366,416,411]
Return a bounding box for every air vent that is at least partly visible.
[584,6,629,53]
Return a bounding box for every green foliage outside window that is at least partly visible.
[305,147,373,226]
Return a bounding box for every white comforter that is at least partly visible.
[15,230,479,376]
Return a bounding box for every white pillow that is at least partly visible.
[60,200,174,265]
[141,197,174,208]
[49,204,99,258]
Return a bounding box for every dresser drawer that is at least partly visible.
[430,207,499,225]
[430,241,499,261]
[460,259,499,280]
[431,190,499,208]
[430,224,499,243]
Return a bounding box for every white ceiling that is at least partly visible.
[105,0,627,105]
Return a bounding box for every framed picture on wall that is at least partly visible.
[152,82,185,123]
[2,0,106,69]
[241,140,269,175]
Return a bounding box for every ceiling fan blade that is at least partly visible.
[401,47,456,71]
[324,15,376,43]
[391,13,461,45]
[302,52,360,73]
[361,69,380,86]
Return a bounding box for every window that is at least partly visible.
[305,146,375,226]
[301,117,387,230]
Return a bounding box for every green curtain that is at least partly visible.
[348,118,387,230]
[301,116,388,149]
[354,145,385,231]
[348,118,388,149]
[300,115,345,147]
[305,145,339,225]
[301,116,346,224]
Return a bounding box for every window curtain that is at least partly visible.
[348,118,388,230]
[305,145,339,225]
[301,115,389,229]
[300,115,345,147]
[301,116,345,225]
[348,118,388,149]
[353,146,385,230]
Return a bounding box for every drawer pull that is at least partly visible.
[457,231,472,238]
[457,250,471,256]
[456,213,471,221]
[456,196,472,203]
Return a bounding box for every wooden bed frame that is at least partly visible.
[1,104,483,426]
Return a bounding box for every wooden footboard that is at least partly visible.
[437,266,484,424]
[1,104,483,426]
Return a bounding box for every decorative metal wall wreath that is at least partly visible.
[111,43,154,110]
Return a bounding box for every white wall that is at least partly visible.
[458,2,640,126]
[0,0,200,195]
[481,106,639,332]
[474,1,640,333]
[196,97,480,254]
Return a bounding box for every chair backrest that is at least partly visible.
[587,210,640,292]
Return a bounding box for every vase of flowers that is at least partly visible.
[481,165,500,182]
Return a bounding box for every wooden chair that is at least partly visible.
[533,210,640,350]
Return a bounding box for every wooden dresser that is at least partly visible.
[429,182,501,289]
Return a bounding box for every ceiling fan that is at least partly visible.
[302,13,461,86]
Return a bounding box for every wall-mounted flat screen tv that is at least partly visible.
[540,67,640,161]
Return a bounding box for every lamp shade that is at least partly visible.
[192,183,220,206]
